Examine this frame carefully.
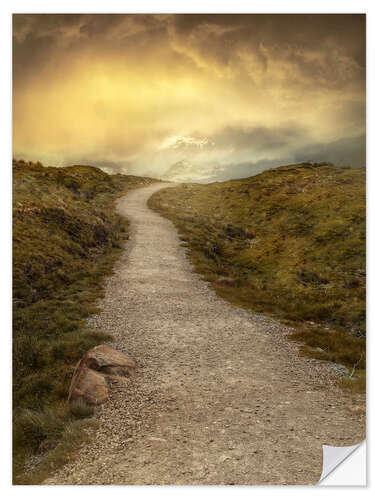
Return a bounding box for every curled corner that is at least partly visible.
[317,441,366,485]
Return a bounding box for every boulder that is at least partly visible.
[68,345,136,406]
[68,359,109,405]
[85,344,136,378]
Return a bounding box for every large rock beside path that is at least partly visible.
[68,345,136,405]
[68,361,109,405]
[85,344,136,377]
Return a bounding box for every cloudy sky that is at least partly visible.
[13,14,365,182]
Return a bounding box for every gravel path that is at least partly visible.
[46,182,365,485]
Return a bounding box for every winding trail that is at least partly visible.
[46,183,365,485]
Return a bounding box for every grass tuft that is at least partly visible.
[68,400,95,419]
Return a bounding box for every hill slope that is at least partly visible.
[149,163,366,388]
[13,159,157,482]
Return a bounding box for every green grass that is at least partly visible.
[149,162,366,391]
[13,159,157,483]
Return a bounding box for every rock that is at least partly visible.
[213,277,236,287]
[68,359,109,405]
[85,345,136,377]
[68,345,136,406]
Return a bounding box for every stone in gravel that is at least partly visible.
[68,360,109,405]
[85,344,136,378]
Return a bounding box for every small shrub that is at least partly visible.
[68,400,95,419]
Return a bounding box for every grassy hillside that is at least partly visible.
[149,163,366,391]
[13,159,157,483]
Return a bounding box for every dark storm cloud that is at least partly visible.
[13,14,169,87]
[208,124,308,152]
[293,134,366,168]
[336,100,366,132]
[171,14,365,63]
[169,14,365,89]
[177,132,366,183]
[216,134,366,182]
[14,14,365,87]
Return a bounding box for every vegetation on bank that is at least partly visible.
[13,159,156,483]
[149,163,366,392]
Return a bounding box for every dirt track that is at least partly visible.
[45,182,365,485]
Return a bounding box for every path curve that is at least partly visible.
[46,183,365,485]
